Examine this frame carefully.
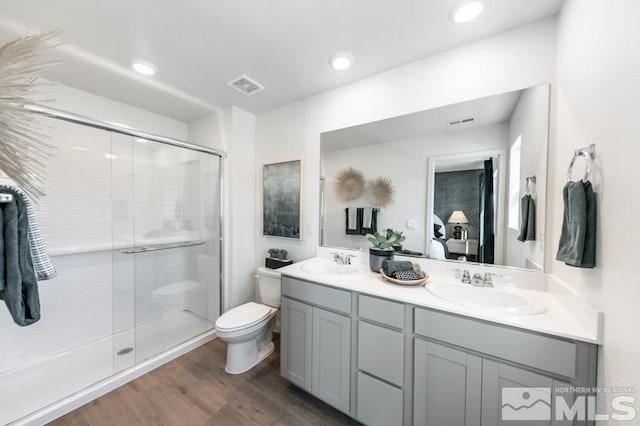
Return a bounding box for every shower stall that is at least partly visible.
[0,107,223,425]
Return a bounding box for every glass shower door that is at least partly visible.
[130,138,220,363]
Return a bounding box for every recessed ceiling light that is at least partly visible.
[330,53,353,70]
[450,1,483,23]
[132,61,156,76]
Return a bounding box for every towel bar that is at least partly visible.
[120,240,205,254]
[0,193,13,203]
[567,143,596,182]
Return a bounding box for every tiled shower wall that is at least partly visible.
[0,117,116,371]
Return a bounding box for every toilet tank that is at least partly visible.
[255,267,282,308]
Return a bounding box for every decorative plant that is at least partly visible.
[366,229,406,250]
[268,248,289,260]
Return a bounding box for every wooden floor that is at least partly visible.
[50,337,361,426]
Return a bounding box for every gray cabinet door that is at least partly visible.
[357,372,403,426]
[311,307,351,413]
[414,339,482,426]
[280,297,312,392]
[481,359,554,426]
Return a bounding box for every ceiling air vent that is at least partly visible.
[448,117,475,126]
[227,74,265,96]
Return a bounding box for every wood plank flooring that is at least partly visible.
[50,337,361,426]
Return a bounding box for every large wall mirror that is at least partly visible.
[320,83,549,271]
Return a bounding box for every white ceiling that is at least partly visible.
[0,0,562,122]
[321,89,521,152]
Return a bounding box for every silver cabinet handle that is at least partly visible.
[120,240,205,254]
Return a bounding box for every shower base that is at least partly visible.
[1,310,215,426]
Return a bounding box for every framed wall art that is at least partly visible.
[263,160,301,239]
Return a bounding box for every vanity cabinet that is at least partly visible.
[280,277,352,414]
[280,273,598,426]
[413,307,596,426]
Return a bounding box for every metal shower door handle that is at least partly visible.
[120,240,205,254]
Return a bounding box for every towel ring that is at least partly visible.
[567,144,596,183]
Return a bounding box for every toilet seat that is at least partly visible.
[215,302,274,332]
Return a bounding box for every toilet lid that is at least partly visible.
[215,302,273,331]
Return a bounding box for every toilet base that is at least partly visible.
[224,341,275,375]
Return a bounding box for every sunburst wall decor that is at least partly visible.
[369,177,394,207]
[334,167,364,201]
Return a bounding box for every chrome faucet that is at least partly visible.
[455,269,498,287]
[472,272,483,286]
[482,272,498,288]
[331,252,355,265]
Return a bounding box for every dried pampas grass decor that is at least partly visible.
[0,31,61,201]
[334,167,365,201]
[369,177,394,207]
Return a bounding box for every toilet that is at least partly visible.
[214,267,281,374]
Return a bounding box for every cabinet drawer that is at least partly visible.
[357,372,403,426]
[282,276,351,314]
[358,321,404,387]
[358,294,404,329]
[414,308,577,378]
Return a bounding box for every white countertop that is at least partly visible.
[278,254,603,345]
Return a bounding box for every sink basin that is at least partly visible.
[301,259,365,276]
[425,281,546,315]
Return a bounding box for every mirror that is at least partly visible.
[320,84,549,271]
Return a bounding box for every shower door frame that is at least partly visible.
[24,103,226,320]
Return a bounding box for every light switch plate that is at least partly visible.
[406,220,417,230]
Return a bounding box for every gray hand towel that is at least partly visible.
[0,190,41,326]
[345,207,361,235]
[556,181,596,268]
[382,260,413,276]
[0,185,57,280]
[517,195,529,242]
[517,195,536,242]
[526,196,536,241]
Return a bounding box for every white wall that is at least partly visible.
[552,0,640,417]
[505,84,550,270]
[322,123,509,253]
[188,111,225,151]
[47,82,188,140]
[256,18,556,263]
[189,107,257,311]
